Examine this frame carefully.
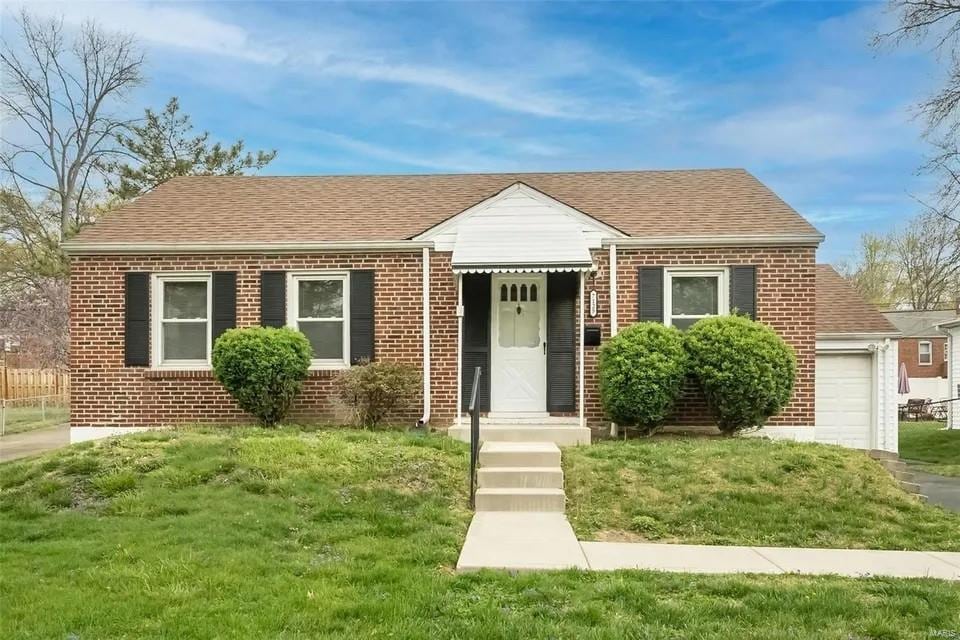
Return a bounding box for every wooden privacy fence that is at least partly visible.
[0,368,70,400]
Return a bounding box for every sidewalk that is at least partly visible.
[0,425,70,463]
[457,513,960,580]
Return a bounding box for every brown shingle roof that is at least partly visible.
[816,264,899,336]
[69,169,821,245]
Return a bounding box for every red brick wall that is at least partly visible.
[578,245,817,430]
[70,252,432,427]
[899,337,948,378]
[71,245,816,430]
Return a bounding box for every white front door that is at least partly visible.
[491,274,547,412]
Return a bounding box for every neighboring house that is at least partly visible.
[62,169,901,451]
[939,318,960,429]
[882,310,955,403]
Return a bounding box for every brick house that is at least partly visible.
[63,169,901,450]
[883,309,956,403]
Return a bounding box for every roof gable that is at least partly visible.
[415,182,627,251]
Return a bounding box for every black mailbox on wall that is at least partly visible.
[584,325,602,347]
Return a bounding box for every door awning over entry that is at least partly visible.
[450,213,594,273]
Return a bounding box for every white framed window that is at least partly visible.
[152,273,212,369]
[664,267,729,330]
[287,272,350,369]
[919,340,932,366]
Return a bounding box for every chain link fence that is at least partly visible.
[0,393,69,436]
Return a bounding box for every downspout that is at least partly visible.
[456,273,463,428]
[609,244,618,336]
[417,247,431,427]
[609,244,618,437]
[579,270,586,429]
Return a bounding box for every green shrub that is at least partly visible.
[684,315,796,435]
[211,327,312,427]
[334,360,421,428]
[598,323,688,434]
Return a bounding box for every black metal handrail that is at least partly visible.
[467,366,481,509]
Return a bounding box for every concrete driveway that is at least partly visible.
[0,425,71,463]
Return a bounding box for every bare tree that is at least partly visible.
[891,211,960,309]
[0,10,144,238]
[0,278,69,368]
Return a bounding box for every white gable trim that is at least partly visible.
[413,182,628,251]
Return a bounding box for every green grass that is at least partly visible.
[2,428,959,639]
[900,421,960,477]
[564,436,960,550]
[1,403,69,434]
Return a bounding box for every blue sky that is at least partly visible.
[5,1,943,261]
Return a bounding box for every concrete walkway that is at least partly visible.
[457,513,960,580]
[0,425,70,463]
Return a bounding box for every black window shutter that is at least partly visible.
[260,271,286,328]
[461,273,491,412]
[124,272,150,366]
[350,270,375,364]
[212,272,237,345]
[547,272,577,412]
[730,265,757,319]
[638,267,664,323]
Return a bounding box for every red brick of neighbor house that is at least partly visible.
[70,246,816,431]
[898,338,948,379]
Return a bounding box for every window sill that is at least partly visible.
[144,369,214,379]
[143,368,342,380]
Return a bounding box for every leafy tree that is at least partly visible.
[840,212,960,311]
[835,234,900,308]
[892,211,960,310]
[110,97,276,200]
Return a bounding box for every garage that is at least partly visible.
[815,353,873,449]
[813,265,901,452]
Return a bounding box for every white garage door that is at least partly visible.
[815,353,873,449]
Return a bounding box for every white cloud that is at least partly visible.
[9,1,681,122]
[706,101,915,163]
[311,131,504,173]
[12,1,283,63]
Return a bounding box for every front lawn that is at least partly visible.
[564,436,960,550]
[2,428,959,639]
[900,421,960,477]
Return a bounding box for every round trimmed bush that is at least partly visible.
[684,315,796,435]
[598,322,688,434]
[211,327,312,427]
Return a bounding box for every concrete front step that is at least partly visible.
[478,441,561,468]
[478,466,564,489]
[448,424,591,446]
[475,487,566,512]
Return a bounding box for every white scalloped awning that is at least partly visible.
[453,263,594,273]
[450,195,594,273]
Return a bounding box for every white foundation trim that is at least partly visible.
[70,426,164,444]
